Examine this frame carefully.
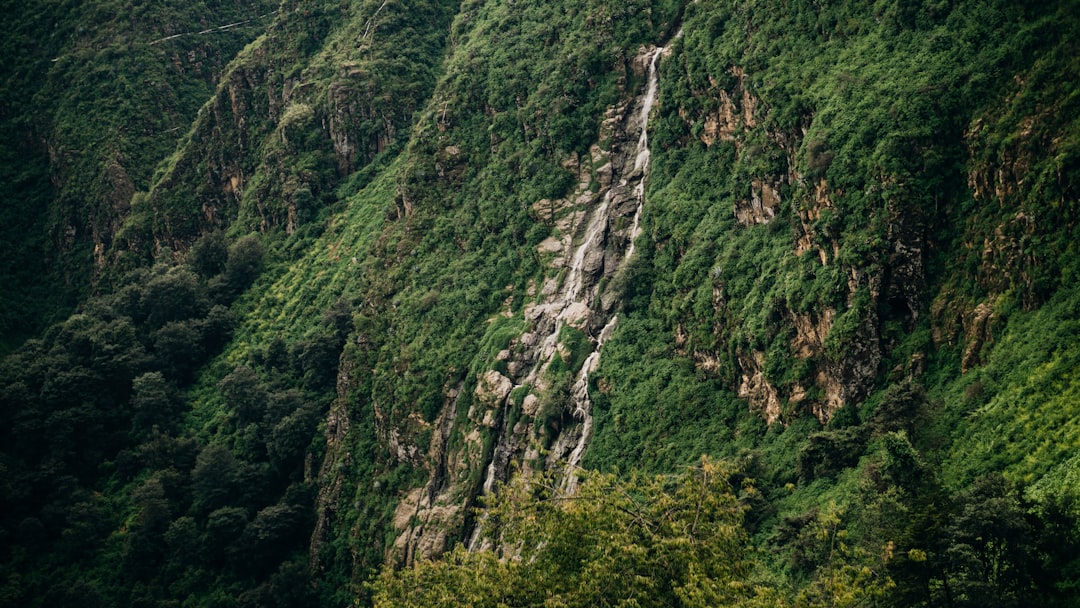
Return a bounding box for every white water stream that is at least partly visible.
[552,44,666,490]
[474,41,668,507]
[624,46,662,264]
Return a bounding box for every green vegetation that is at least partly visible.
[0,0,277,350]
[0,232,333,606]
[370,457,893,607]
[2,0,1080,606]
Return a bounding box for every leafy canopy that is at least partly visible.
[369,456,892,607]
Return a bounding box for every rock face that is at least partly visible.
[692,67,792,229]
[737,351,783,424]
[736,177,782,226]
[673,65,930,423]
[795,179,839,264]
[309,352,354,573]
[962,302,995,372]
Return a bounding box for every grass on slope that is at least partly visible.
[187,156,397,431]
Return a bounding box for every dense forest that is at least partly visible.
[2,0,1079,606]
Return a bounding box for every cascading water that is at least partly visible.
[552,45,665,490]
[470,39,670,551]
[392,33,679,560]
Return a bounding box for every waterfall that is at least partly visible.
[557,46,665,492]
[472,39,669,514]
[626,45,663,263]
[402,33,677,558]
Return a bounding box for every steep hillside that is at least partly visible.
[2,0,1079,606]
[0,0,277,351]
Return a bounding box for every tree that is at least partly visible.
[188,230,229,278]
[130,371,175,436]
[218,365,269,426]
[219,234,266,300]
[140,266,209,328]
[369,457,782,607]
[932,475,1037,607]
[236,502,310,574]
[792,502,896,608]
[191,444,244,513]
[266,401,318,474]
[200,304,235,351]
[124,477,173,578]
[289,332,341,391]
[164,515,203,567]
[151,320,204,383]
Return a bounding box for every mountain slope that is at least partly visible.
[0,0,277,351]
[2,0,1079,606]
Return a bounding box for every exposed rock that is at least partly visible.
[966,116,1031,206]
[385,384,477,566]
[700,66,758,149]
[791,309,835,359]
[560,301,591,329]
[697,66,784,231]
[310,353,355,572]
[521,393,541,417]
[701,90,739,146]
[977,212,1039,305]
[392,488,424,531]
[884,186,926,325]
[787,308,846,419]
[827,307,882,418]
[474,370,513,407]
[732,66,757,128]
[387,428,420,462]
[795,178,838,265]
[392,494,463,565]
[737,351,782,424]
[908,351,927,378]
[735,177,782,225]
[962,301,995,372]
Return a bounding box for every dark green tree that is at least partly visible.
[191,444,245,514]
[130,371,175,437]
[218,365,269,426]
[188,230,229,278]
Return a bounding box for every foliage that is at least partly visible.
[939,285,1080,487]
[0,235,335,606]
[371,457,787,607]
[3,0,1080,606]
[0,0,277,348]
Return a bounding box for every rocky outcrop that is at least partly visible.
[826,301,882,418]
[961,301,995,372]
[310,352,355,573]
[380,375,481,563]
[788,309,839,410]
[139,37,296,251]
[133,0,452,253]
[883,185,927,327]
[700,89,740,146]
[686,64,796,228]
[795,178,839,265]
[736,177,783,226]
[730,298,882,425]
[737,351,783,424]
[976,212,1040,304]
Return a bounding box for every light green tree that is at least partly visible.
[369,456,784,607]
